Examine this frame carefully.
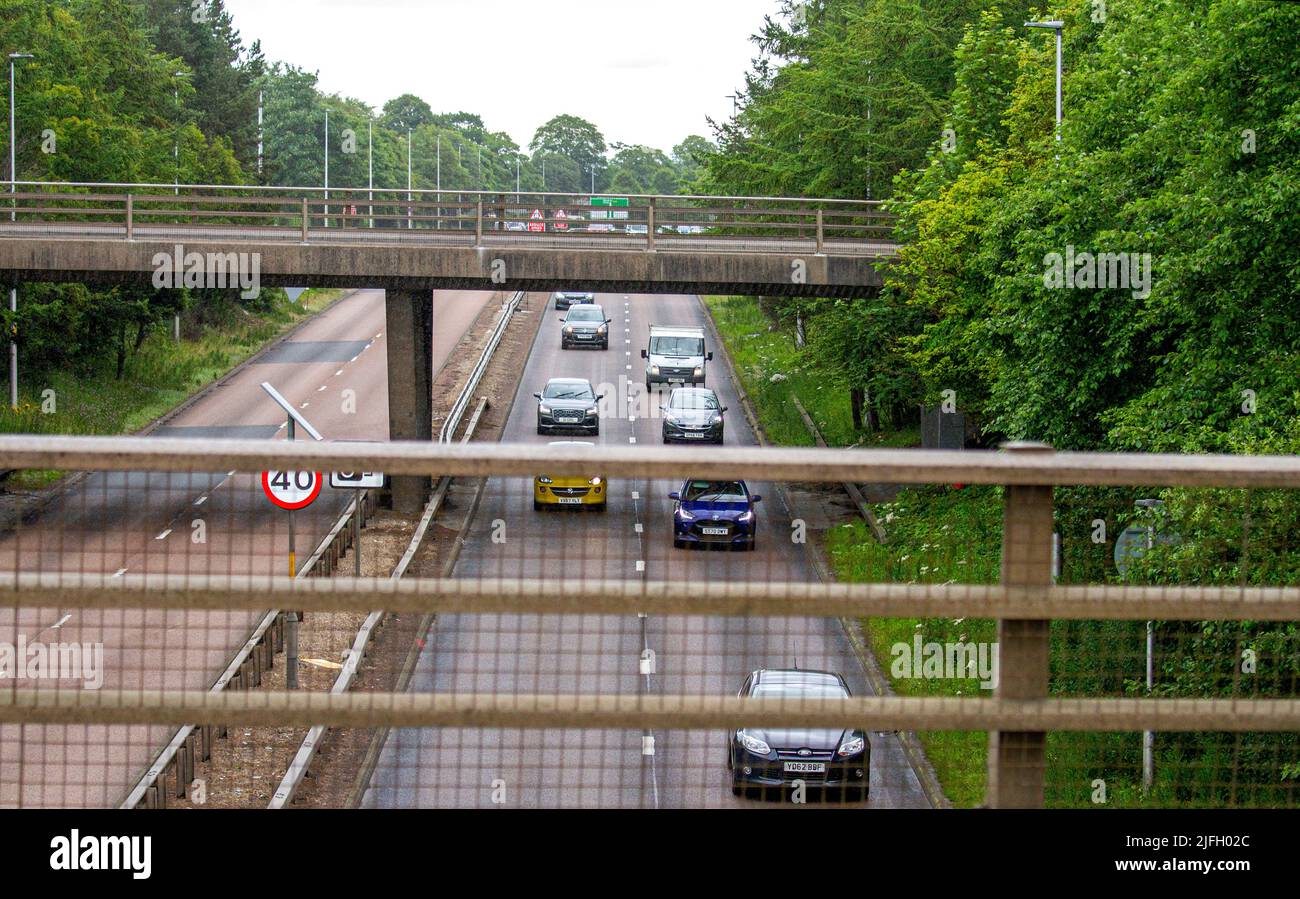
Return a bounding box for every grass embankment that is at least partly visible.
[1,288,347,489]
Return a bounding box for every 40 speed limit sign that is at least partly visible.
[262,470,322,510]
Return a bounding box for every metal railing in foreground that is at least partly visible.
[0,435,1297,808]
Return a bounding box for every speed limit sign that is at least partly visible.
[262,470,322,510]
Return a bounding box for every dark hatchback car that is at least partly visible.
[670,479,760,550]
[661,387,726,444]
[560,304,611,350]
[535,377,603,436]
[553,291,595,310]
[728,668,869,801]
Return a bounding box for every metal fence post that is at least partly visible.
[987,440,1055,808]
[475,199,483,246]
[301,197,310,243]
[125,194,133,241]
[647,198,656,251]
[815,208,824,253]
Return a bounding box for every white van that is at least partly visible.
[641,325,712,389]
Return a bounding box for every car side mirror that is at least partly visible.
[721,406,729,413]
[751,494,763,503]
[596,394,606,401]
[605,319,612,325]
[668,491,680,501]
[533,392,542,400]
[640,349,648,359]
[707,352,714,361]
[659,405,667,413]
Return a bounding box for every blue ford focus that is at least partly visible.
[669,479,761,550]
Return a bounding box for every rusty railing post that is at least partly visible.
[125,193,134,241]
[815,208,824,253]
[647,197,656,251]
[987,440,1055,808]
[475,199,483,246]
[301,196,310,243]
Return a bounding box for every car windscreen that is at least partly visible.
[566,308,604,322]
[683,481,746,502]
[543,383,594,401]
[670,391,719,411]
[650,336,704,356]
[751,681,848,699]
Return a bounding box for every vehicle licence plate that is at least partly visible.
[557,497,582,505]
[683,432,705,439]
[668,378,685,383]
[702,526,728,535]
[783,762,826,774]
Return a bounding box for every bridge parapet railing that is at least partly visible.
[1,181,896,251]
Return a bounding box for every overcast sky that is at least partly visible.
[223,0,779,154]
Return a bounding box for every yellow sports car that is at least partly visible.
[533,441,607,511]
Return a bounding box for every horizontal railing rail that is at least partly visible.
[0,436,1296,488]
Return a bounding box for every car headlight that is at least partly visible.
[585,405,598,416]
[649,365,660,375]
[837,734,866,757]
[711,415,723,425]
[538,404,552,415]
[537,476,553,485]
[597,324,608,334]
[738,731,771,755]
[738,510,753,522]
[693,367,703,377]
[564,326,574,334]
[590,477,602,486]
[663,412,678,423]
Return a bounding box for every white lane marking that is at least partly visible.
[375,332,383,339]
[335,370,343,376]
[350,355,358,362]
[642,734,655,755]
[227,471,236,477]
[156,529,172,540]
[50,613,72,630]
[629,437,637,444]
[279,422,287,430]
[195,495,207,506]
[112,568,128,578]
[632,491,640,500]
[317,385,327,392]
[301,402,309,408]
[634,523,643,533]
[626,365,632,370]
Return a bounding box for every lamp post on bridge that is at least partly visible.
[8,51,33,410]
[172,70,191,196]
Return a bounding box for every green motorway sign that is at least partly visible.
[589,196,629,207]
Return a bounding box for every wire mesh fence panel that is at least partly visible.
[0,437,1296,809]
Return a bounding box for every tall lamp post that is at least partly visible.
[367,119,373,229]
[1134,497,1165,793]
[172,71,191,195]
[1024,20,1064,142]
[322,108,329,227]
[406,128,412,230]
[8,52,33,410]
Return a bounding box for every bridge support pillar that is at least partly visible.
[385,288,433,514]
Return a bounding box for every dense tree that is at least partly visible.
[529,113,608,191]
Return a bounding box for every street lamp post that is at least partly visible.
[8,52,33,410]
[1024,20,1064,142]
[406,128,412,230]
[173,71,190,196]
[1135,497,1166,793]
[323,108,329,227]
[367,120,373,228]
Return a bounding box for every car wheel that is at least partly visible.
[644,381,652,391]
[662,435,670,444]
[536,426,545,435]
[673,537,686,549]
[841,784,869,804]
[533,500,543,511]
[731,775,744,797]
[746,537,756,552]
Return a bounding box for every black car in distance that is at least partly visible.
[728,668,869,802]
[661,387,726,443]
[560,304,611,350]
[535,377,603,436]
[553,291,595,310]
